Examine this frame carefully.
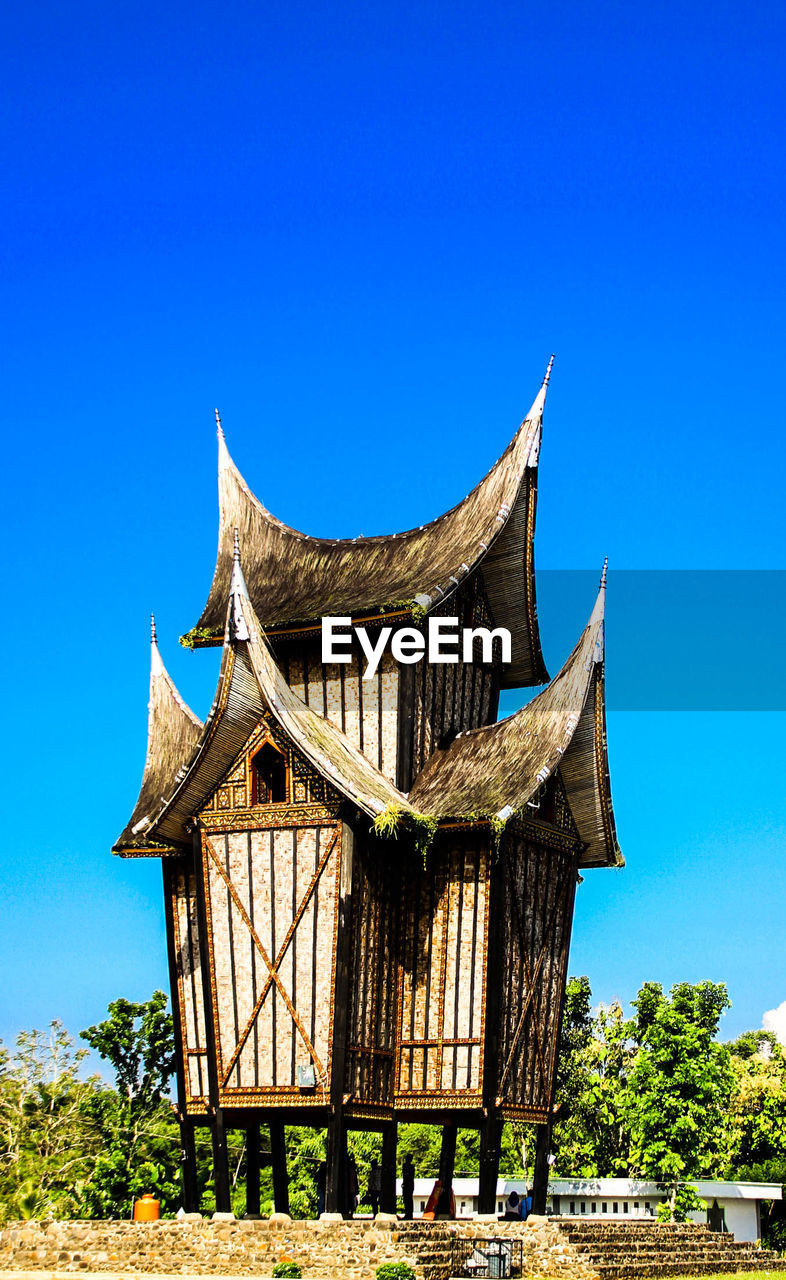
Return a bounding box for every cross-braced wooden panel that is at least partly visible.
[396,840,489,1107]
[201,822,342,1106]
[496,829,578,1121]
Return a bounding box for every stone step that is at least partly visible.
[594,1263,786,1278]
[567,1235,762,1251]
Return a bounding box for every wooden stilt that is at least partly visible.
[246,1121,261,1217]
[532,1118,552,1215]
[325,1113,347,1215]
[270,1116,290,1215]
[478,1114,502,1215]
[380,1121,398,1214]
[325,822,356,1217]
[212,1107,231,1213]
[436,1122,457,1216]
[180,1116,199,1213]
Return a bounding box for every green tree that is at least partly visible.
[0,1022,100,1222]
[80,992,181,1217]
[624,981,733,1180]
[548,978,632,1177]
[725,1031,786,1173]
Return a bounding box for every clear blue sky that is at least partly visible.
[1,0,784,1052]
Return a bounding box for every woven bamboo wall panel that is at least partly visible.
[396,842,489,1102]
[496,830,577,1120]
[171,868,209,1107]
[345,847,399,1107]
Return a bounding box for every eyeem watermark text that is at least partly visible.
[322,616,512,680]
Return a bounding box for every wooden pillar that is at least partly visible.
[478,1114,502,1215]
[532,853,580,1216]
[211,1107,231,1213]
[180,1117,199,1213]
[161,860,199,1212]
[478,835,506,1216]
[270,1116,290,1215]
[380,1121,398,1214]
[192,831,231,1213]
[325,1115,347,1215]
[436,1121,457,1216]
[325,822,355,1215]
[531,1119,552,1215]
[246,1121,261,1217]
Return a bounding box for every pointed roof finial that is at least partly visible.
[524,354,555,427]
[216,408,231,474]
[229,527,251,641]
[150,613,157,645]
[600,556,608,590]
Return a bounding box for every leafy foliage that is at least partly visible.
[0,1023,99,1222]
[79,991,181,1218]
[625,981,734,1179]
[273,1264,302,1278]
[1,977,785,1226]
[376,1264,416,1280]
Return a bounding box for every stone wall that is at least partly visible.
[0,1216,600,1280]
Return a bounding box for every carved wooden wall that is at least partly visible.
[168,863,209,1113]
[396,836,490,1109]
[344,841,400,1116]
[494,809,579,1122]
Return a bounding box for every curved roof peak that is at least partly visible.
[408,575,621,867]
[114,622,203,854]
[185,370,551,686]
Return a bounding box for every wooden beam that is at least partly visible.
[531,1118,552,1215]
[380,1121,398,1214]
[532,854,579,1213]
[478,1114,502,1215]
[246,1122,261,1217]
[270,1116,290,1215]
[325,1115,347,1216]
[325,822,356,1214]
[211,1107,231,1213]
[162,857,198,1211]
[192,830,230,1212]
[180,1116,199,1214]
[436,1121,457,1216]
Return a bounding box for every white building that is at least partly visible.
[396,1177,782,1244]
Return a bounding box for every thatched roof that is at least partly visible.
[114,620,203,854]
[184,366,553,688]
[117,547,415,855]
[409,574,622,869]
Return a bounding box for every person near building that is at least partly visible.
[503,1190,522,1220]
[368,1159,382,1216]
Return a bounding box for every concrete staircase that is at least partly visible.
[554,1218,786,1278]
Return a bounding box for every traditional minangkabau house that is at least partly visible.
[114,359,622,1218]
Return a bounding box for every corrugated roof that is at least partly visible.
[184,367,553,688]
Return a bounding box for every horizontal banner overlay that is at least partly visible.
[523,570,786,712]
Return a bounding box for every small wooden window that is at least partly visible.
[251,742,287,805]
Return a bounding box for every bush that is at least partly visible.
[376,1265,416,1280]
[273,1265,302,1279]
[765,1219,786,1254]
